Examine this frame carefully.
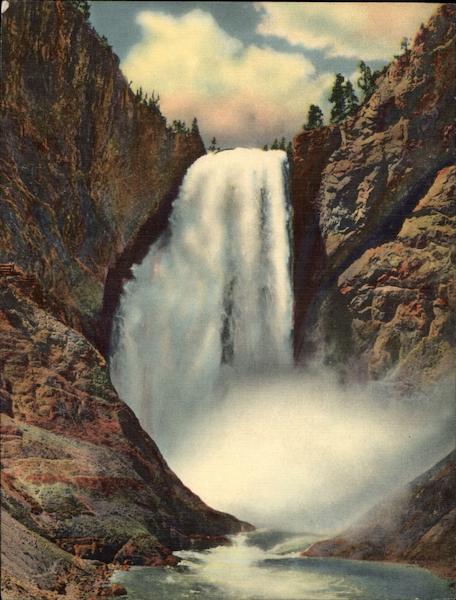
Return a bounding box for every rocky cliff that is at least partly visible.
[1,2,247,598]
[0,283,250,599]
[292,4,455,387]
[303,450,456,580]
[291,4,455,581]
[1,0,205,353]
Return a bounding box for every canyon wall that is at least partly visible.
[292,3,455,387]
[1,1,454,596]
[292,4,455,580]
[0,3,246,598]
[1,0,205,352]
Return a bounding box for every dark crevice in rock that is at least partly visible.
[294,160,453,363]
[291,126,342,361]
[329,159,454,284]
[293,215,327,361]
[94,176,185,357]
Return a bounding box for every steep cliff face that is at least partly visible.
[291,4,455,581]
[303,450,456,581]
[1,0,205,352]
[0,283,248,564]
[292,4,455,385]
[1,2,246,598]
[292,126,341,361]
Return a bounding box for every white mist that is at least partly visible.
[171,371,454,531]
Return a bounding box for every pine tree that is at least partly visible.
[286,141,293,161]
[270,139,279,150]
[357,61,376,101]
[148,91,160,113]
[263,144,269,151]
[329,73,346,124]
[100,35,111,49]
[343,79,359,118]
[304,104,324,130]
[135,87,144,102]
[279,137,286,151]
[191,118,199,135]
[400,37,410,53]
[172,120,188,134]
[68,0,90,20]
[208,137,218,152]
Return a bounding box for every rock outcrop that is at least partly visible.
[292,4,456,386]
[1,0,205,353]
[0,283,248,567]
[1,2,248,598]
[291,4,455,581]
[303,450,456,581]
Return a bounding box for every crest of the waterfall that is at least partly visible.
[110,148,293,457]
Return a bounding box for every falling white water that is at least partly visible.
[110,148,454,532]
[110,148,293,458]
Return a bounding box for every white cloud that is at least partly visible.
[121,9,334,147]
[255,2,440,60]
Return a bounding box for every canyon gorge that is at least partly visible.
[1,1,455,598]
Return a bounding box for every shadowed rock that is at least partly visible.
[292,4,456,386]
[302,450,456,581]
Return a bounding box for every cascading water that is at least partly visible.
[110,148,293,459]
[110,147,453,533]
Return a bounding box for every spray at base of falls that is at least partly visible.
[110,148,454,533]
[111,530,454,600]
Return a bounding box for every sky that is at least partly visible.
[89,2,440,148]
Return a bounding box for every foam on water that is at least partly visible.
[112,532,454,600]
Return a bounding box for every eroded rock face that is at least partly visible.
[338,166,455,381]
[0,282,250,577]
[292,4,456,385]
[0,0,205,350]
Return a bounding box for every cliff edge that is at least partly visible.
[292,4,455,387]
[1,0,206,353]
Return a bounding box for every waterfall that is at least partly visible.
[110,148,453,531]
[110,148,293,459]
